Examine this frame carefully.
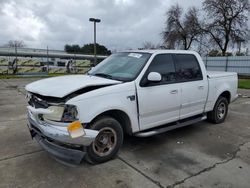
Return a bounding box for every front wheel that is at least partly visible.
[207,96,229,124]
[85,116,123,164]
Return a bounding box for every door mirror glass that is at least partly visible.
[147,72,162,82]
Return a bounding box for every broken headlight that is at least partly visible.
[61,105,78,122]
[43,106,64,121]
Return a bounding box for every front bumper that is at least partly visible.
[27,106,98,164]
[33,133,85,164]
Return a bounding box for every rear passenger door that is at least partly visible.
[174,54,208,119]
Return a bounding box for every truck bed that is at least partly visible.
[207,71,237,78]
[205,71,238,113]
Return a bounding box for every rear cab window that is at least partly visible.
[174,54,203,82]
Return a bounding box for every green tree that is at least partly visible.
[64,43,111,55]
[81,43,111,55]
[64,44,81,53]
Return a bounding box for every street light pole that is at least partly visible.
[89,18,101,66]
[93,21,96,65]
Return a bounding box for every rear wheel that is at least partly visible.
[85,116,123,164]
[207,96,228,124]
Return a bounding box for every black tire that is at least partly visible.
[207,96,229,124]
[85,116,123,164]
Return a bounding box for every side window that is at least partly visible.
[174,54,203,81]
[142,54,176,86]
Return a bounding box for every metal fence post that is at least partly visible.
[205,55,208,69]
[74,54,76,74]
[46,46,49,74]
[225,55,228,72]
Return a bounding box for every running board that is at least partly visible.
[135,115,207,137]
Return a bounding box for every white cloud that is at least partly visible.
[0,1,46,44]
[0,0,203,50]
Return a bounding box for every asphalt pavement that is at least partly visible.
[0,78,249,188]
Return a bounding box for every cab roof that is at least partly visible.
[122,49,199,55]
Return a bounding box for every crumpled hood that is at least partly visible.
[25,75,121,98]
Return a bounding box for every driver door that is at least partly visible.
[136,54,181,130]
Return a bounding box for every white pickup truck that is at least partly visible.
[25,50,238,164]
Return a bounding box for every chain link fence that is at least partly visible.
[1,50,250,76]
[0,57,94,75]
[0,47,108,75]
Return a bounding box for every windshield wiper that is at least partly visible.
[93,73,113,79]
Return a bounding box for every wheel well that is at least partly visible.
[91,110,132,135]
[220,91,231,103]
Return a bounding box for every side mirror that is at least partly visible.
[147,72,162,82]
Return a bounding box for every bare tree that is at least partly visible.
[5,40,25,48]
[163,5,203,50]
[4,40,25,74]
[203,0,250,56]
[139,41,162,50]
[142,41,156,49]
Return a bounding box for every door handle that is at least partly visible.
[198,86,204,90]
[170,90,178,94]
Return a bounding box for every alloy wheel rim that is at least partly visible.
[93,127,117,157]
[217,102,226,119]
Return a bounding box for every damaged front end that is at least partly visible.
[26,92,98,164]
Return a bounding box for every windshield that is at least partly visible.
[88,52,151,81]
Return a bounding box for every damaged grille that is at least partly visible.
[28,95,49,108]
[27,93,65,108]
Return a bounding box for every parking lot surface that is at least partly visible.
[0,78,250,188]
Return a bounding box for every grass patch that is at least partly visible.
[239,79,250,89]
